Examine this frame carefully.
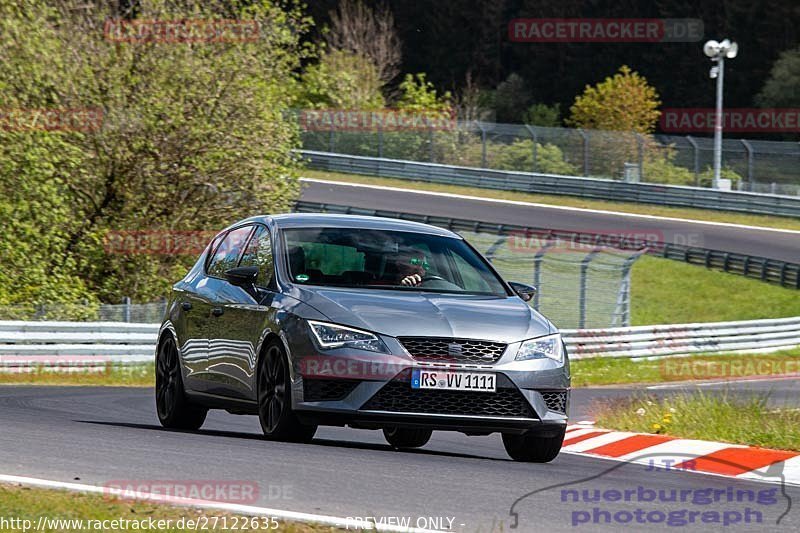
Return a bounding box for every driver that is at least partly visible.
[395,250,429,287]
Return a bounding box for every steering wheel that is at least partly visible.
[421,274,446,283]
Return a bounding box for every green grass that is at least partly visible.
[630,256,800,325]
[570,349,800,387]
[0,484,334,532]
[303,169,800,231]
[594,392,800,452]
[0,364,154,387]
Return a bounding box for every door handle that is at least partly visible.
[181,301,192,311]
[211,307,224,317]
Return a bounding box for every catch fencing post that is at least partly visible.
[578,129,590,176]
[479,122,487,168]
[123,296,131,323]
[636,133,645,181]
[741,139,754,185]
[524,125,538,172]
[578,249,601,328]
[686,135,700,185]
[428,124,435,162]
[532,240,555,311]
[612,249,647,327]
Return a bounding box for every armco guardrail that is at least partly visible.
[0,321,158,368]
[0,318,798,369]
[563,316,800,360]
[294,201,800,289]
[299,150,800,218]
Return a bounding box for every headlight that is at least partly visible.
[515,333,563,363]
[307,320,388,353]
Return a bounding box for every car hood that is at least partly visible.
[294,287,553,342]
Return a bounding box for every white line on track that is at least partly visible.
[646,375,800,389]
[0,474,438,533]
[301,178,800,236]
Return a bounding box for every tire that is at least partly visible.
[383,427,433,449]
[257,339,317,443]
[502,426,566,463]
[155,336,207,430]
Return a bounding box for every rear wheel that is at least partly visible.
[257,340,317,443]
[383,427,433,449]
[502,426,565,462]
[155,336,207,430]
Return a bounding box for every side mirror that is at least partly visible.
[508,281,537,302]
[224,266,259,288]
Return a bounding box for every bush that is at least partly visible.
[298,50,385,110]
[522,103,561,127]
[446,138,578,175]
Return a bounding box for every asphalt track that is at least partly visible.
[2,383,799,532]
[299,179,800,263]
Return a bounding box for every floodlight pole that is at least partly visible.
[712,56,724,190]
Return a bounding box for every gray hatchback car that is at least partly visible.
[156,213,570,462]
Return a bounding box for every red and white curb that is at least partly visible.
[562,424,800,487]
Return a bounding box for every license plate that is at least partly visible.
[411,369,496,392]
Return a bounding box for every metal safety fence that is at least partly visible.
[563,316,800,360]
[300,150,800,218]
[1,317,798,370]
[298,117,800,195]
[0,300,167,324]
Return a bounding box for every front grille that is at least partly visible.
[540,390,568,413]
[303,379,359,402]
[398,337,507,364]
[361,379,535,418]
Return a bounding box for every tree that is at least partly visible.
[491,73,530,123]
[756,46,800,108]
[298,50,385,110]
[523,103,561,127]
[396,73,452,112]
[325,0,402,85]
[0,0,311,304]
[567,66,661,133]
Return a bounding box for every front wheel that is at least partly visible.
[383,427,432,449]
[257,339,317,443]
[155,336,207,430]
[502,426,565,462]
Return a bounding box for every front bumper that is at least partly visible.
[287,332,570,433]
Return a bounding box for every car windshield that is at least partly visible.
[282,227,508,296]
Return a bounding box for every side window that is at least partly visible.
[207,226,253,278]
[239,226,275,287]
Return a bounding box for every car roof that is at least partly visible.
[239,213,461,238]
